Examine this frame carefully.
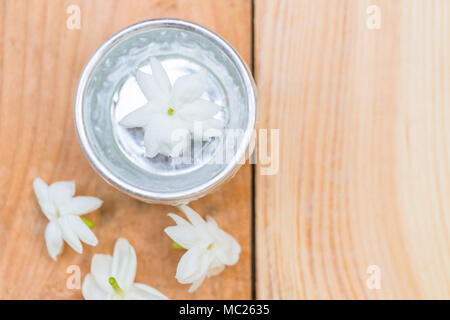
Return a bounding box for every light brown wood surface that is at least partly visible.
[255,0,450,299]
[0,0,251,299]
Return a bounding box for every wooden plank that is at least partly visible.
[255,0,450,299]
[0,0,252,299]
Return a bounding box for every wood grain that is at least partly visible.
[255,0,450,299]
[0,0,252,299]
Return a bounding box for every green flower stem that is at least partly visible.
[172,242,184,250]
[80,216,95,229]
[108,277,124,295]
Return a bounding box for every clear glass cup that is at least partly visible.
[75,19,256,205]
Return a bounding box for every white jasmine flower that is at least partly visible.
[82,238,168,300]
[33,178,102,261]
[119,57,223,157]
[164,205,241,292]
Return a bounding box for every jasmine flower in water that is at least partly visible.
[119,57,224,157]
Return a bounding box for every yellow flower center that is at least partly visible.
[168,107,175,116]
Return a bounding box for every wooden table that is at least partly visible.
[0,0,449,299]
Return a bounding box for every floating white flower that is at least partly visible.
[164,205,241,292]
[82,238,168,300]
[33,178,103,261]
[119,57,223,157]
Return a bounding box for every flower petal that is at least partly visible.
[58,216,83,254]
[144,124,161,158]
[164,225,202,249]
[150,57,171,97]
[125,283,169,300]
[188,275,206,293]
[33,177,49,204]
[167,213,190,226]
[136,70,169,108]
[144,116,191,157]
[178,205,208,230]
[70,215,98,246]
[33,178,56,219]
[215,229,241,266]
[172,70,207,105]
[44,220,63,261]
[206,216,218,228]
[91,254,113,293]
[176,246,208,284]
[111,238,137,291]
[119,103,156,128]
[82,274,110,300]
[59,196,103,216]
[48,181,75,207]
[178,99,221,121]
[206,258,225,277]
